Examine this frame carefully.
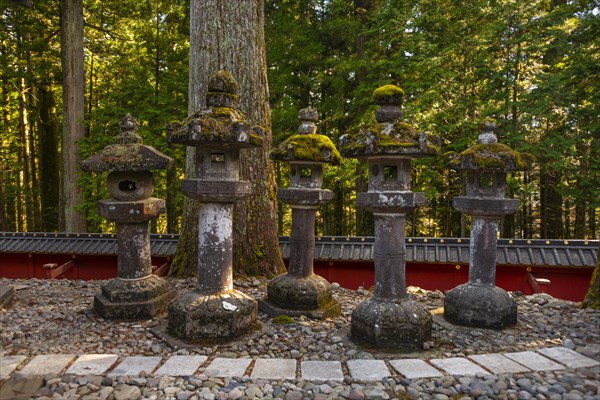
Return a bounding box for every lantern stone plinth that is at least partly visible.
[444,120,533,329]
[339,85,439,351]
[260,108,341,319]
[81,114,174,320]
[166,71,263,339]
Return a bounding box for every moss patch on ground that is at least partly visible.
[272,315,295,325]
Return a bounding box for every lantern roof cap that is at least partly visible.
[271,107,341,164]
[339,85,439,158]
[81,114,173,173]
[166,70,264,148]
[448,119,534,171]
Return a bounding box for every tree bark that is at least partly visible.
[17,76,31,231]
[540,171,562,239]
[582,242,600,309]
[173,0,284,277]
[38,85,60,231]
[355,161,373,236]
[59,0,87,232]
[1,74,14,231]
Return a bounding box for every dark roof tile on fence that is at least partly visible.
[0,232,597,268]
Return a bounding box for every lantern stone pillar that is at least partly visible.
[166,71,263,339]
[444,121,533,329]
[81,114,174,320]
[260,108,341,319]
[339,85,439,351]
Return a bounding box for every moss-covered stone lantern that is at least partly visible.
[339,84,439,351]
[165,71,263,339]
[81,114,174,320]
[444,120,533,329]
[260,107,342,319]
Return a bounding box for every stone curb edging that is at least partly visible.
[1,347,598,382]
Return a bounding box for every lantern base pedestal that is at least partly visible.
[167,289,257,339]
[94,275,173,320]
[262,273,341,319]
[351,297,432,352]
[444,283,517,329]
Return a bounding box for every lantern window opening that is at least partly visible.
[211,153,225,163]
[119,180,137,192]
[383,165,398,183]
[300,167,312,178]
[479,174,493,188]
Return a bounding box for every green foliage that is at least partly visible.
[267,0,598,240]
[78,0,189,233]
[1,0,597,241]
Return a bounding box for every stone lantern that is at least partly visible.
[81,114,174,320]
[260,107,342,319]
[339,85,439,351]
[166,71,263,339]
[444,120,533,329]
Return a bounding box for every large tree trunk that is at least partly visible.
[172,0,284,277]
[355,161,373,236]
[17,76,32,231]
[582,242,600,309]
[38,85,60,231]
[0,76,15,232]
[59,0,86,232]
[540,170,562,239]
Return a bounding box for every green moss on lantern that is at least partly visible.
[449,143,534,171]
[208,70,237,93]
[211,107,235,117]
[339,120,439,157]
[373,84,404,101]
[271,133,341,165]
[167,106,263,148]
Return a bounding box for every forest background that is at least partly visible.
[0,0,598,240]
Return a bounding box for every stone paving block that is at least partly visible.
[0,355,27,379]
[154,355,207,376]
[536,347,600,369]
[65,354,119,376]
[469,353,531,374]
[503,351,564,371]
[300,361,344,382]
[0,285,16,307]
[430,357,489,376]
[347,359,390,381]
[108,356,161,376]
[0,376,44,400]
[17,354,75,376]
[389,359,444,379]
[250,358,296,380]
[203,358,252,378]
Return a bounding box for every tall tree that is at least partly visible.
[172,0,284,276]
[38,85,60,231]
[60,0,86,232]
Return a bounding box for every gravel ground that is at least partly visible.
[1,277,599,399]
